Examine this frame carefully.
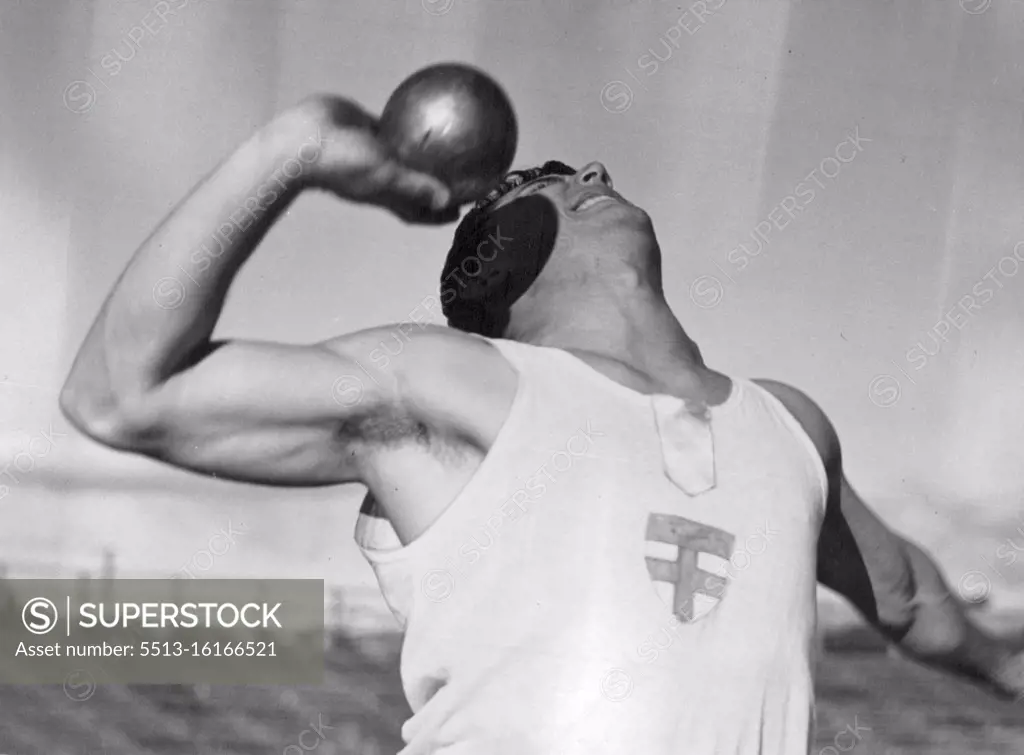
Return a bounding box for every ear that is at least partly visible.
[462,266,508,299]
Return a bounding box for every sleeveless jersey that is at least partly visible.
[356,338,828,755]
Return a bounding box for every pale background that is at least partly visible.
[1,0,1023,622]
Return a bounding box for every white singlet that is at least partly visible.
[356,338,828,755]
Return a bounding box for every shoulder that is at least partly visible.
[321,324,518,443]
[321,324,512,380]
[750,378,840,470]
[321,323,496,358]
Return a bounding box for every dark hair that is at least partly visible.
[440,161,576,336]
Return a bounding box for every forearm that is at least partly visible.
[898,539,1015,697]
[62,107,322,417]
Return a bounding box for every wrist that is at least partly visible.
[991,646,1024,699]
[257,103,329,192]
[275,94,380,194]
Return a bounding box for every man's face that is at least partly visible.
[490,161,644,229]
[481,161,653,282]
[445,161,655,335]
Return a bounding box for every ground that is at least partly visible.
[2,626,1023,755]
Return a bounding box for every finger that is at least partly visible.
[391,202,462,226]
[387,164,453,213]
[420,205,462,225]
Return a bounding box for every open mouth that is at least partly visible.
[572,194,618,213]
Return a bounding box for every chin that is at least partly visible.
[597,205,655,239]
[607,201,652,228]
[559,205,656,256]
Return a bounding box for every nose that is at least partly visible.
[576,162,613,190]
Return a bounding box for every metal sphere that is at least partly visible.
[379,63,518,204]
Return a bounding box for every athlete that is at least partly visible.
[60,94,1024,754]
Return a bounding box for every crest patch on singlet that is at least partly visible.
[644,513,736,623]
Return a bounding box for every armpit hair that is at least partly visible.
[336,406,477,470]
[336,406,430,449]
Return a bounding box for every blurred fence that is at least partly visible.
[0,550,409,755]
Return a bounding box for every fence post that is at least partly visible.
[101,548,116,580]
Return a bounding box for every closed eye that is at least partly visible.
[520,176,563,195]
[490,175,566,211]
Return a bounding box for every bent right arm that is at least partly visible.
[59,94,483,485]
[70,325,499,486]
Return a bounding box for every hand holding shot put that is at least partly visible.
[60,59,1024,755]
[300,63,517,222]
[295,94,460,224]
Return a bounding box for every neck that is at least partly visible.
[508,280,704,376]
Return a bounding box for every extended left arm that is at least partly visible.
[822,473,1023,700]
[819,452,1019,700]
[754,379,1023,701]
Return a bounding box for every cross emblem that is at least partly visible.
[645,513,735,622]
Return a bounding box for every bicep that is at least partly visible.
[818,471,917,637]
[116,329,412,486]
